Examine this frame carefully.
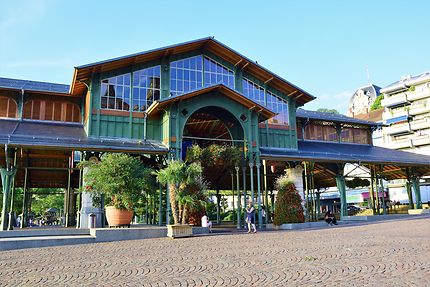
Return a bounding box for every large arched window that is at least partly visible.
[0,96,18,118]
[23,100,81,123]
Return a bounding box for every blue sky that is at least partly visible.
[1,0,429,113]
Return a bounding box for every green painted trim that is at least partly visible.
[411,178,422,209]
[336,174,347,217]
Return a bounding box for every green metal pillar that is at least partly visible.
[166,185,171,225]
[249,160,255,225]
[1,168,17,231]
[21,168,28,228]
[235,166,241,229]
[369,167,376,214]
[336,174,347,218]
[303,162,310,221]
[263,160,269,225]
[379,176,387,215]
[256,161,262,229]
[242,162,247,228]
[316,191,321,219]
[7,176,16,230]
[158,183,163,226]
[411,177,422,209]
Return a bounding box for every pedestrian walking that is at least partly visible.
[246,202,257,233]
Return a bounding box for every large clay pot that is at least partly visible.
[105,206,134,227]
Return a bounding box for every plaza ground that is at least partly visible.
[0,217,429,286]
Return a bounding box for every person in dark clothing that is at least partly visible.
[325,210,337,226]
[246,202,257,233]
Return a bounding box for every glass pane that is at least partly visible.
[101,84,108,97]
[116,75,124,85]
[124,73,131,85]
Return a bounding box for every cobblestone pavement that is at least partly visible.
[0,217,429,287]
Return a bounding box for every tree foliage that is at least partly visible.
[155,160,207,224]
[345,177,370,188]
[317,108,340,114]
[273,175,305,225]
[370,94,384,111]
[79,153,155,210]
[186,144,242,170]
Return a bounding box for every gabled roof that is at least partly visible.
[296,108,381,127]
[71,37,315,104]
[146,84,276,121]
[0,119,167,154]
[0,77,70,95]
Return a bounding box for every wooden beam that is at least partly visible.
[264,77,274,84]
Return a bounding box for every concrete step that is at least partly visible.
[0,235,95,251]
[0,228,90,238]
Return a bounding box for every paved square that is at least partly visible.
[0,217,429,286]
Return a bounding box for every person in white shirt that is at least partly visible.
[201,214,213,233]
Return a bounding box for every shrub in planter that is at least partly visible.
[273,175,305,225]
[155,160,207,225]
[79,153,155,226]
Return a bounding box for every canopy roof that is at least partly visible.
[146,84,276,121]
[71,37,315,104]
[0,119,167,154]
[0,77,71,96]
[296,108,382,127]
[261,140,430,166]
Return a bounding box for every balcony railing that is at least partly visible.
[409,101,430,115]
[413,134,430,146]
[381,93,408,108]
[410,118,430,130]
[388,138,412,149]
[384,122,412,135]
[383,109,410,121]
[407,88,430,101]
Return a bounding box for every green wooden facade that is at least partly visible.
[85,49,300,160]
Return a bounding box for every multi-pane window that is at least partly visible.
[305,124,338,142]
[23,100,81,122]
[132,66,161,111]
[203,56,234,88]
[170,56,203,96]
[101,73,131,111]
[341,128,370,144]
[242,78,265,105]
[266,91,289,125]
[242,78,289,125]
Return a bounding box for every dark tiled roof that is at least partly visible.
[0,119,167,153]
[260,140,430,167]
[296,108,380,126]
[353,109,384,123]
[0,77,70,94]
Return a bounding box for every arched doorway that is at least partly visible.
[181,106,246,224]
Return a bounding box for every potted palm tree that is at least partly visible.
[155,160,205,238]
[79,153,155,227]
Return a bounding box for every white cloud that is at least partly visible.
[305,90,353,114]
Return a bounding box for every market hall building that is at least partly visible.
[1,37,429,230]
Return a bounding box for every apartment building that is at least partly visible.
[381,71,430,154]
[380,71,430,203]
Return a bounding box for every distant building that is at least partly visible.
[347,84,381,117]
[380,71,430,203]
[381,71,430,154]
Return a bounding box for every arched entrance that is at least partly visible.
[180,106,246,225]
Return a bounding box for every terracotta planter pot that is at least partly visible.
[105,206,134,227]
